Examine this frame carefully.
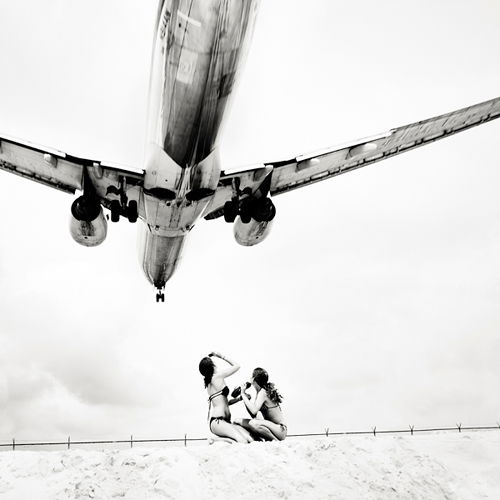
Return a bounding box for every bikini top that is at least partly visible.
[207,386,229,421]
[208,386,229,402]
[261,400,280,412]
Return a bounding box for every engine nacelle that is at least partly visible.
[69,196,107,247]
[233,217,273,246]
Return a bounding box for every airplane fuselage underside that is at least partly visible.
[138,0,258,291]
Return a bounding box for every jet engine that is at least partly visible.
[234,217,273,246]
[69,196,107,247]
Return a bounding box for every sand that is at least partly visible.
[0,431,498,499]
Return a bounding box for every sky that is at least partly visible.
[0,0,499,442]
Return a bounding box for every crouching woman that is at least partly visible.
[199,352,253,444]
[234,367,287,441]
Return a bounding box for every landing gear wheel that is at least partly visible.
[240,199,252,224]
[223,201,238,223]
[110,200,121,222]
[127,200,138,223]
[156,292,165,303]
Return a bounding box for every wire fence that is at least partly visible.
[1,423,500,451]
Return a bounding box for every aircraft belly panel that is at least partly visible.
[138,223,186,288]
[143,193,208,235]
[148,0,259,167]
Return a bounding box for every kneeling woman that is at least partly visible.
[234,367,287,441]
[198,352,253,444]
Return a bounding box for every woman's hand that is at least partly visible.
[241,384,250,399]
[209,353,238,372]
[208,351,223,359]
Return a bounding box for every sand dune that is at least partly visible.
[0,432,499,499]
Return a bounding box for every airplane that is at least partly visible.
[0,0,499,302]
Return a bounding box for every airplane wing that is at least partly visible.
[205,96,500,219]
[0,132,144,210]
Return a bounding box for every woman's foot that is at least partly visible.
[207,436,235,445]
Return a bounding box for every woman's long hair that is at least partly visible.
[252,367,283,405]
[199,357,215,388]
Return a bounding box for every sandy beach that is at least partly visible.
[0,431,498,499]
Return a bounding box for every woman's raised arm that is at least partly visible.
[241,386,266,417]
[209,352,240,378]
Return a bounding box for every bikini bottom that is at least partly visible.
[209,415,231,431]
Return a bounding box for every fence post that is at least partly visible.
[12,438,15,451]
[456,423,462,433]
[67,436,70,450]
[409,425,414,436]
[130,435,133,448]
[325,427,329,437]
[184,434,187,447]
[373,426,376,437]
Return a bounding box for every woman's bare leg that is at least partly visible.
[253,420,287,441]
[232,422,255,442]
[210,420,252,443]
[233,419,262,441]
[249,420,279,441]
[208,436,235,445]
[234,418,286,441]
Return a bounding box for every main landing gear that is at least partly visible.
[223,193,276,224]
[223,174,276,225]
[107,178,138,223]
[110,199,138,223]
[156,289,165,303]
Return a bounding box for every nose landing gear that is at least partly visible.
[156,288,165,302]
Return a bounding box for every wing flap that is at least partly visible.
[206,96,500,219]
[0,134,145,204]
[0,136,83,193]
[269,96,500,196]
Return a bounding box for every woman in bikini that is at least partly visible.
[233,367,287,441]
[198,352,254,444]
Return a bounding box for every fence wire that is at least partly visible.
[1,423,499,451]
